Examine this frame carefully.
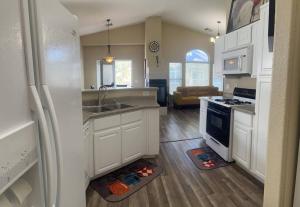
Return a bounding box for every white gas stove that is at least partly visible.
[205,88,256,162]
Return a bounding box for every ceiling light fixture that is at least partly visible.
[216,21,221,39]
[210,21,221,44]
[103,19,114,64]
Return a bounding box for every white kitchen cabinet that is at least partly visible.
[232,111,253,169]
[199,98,208,140]
[237,24,252,46]
[83,121,93,188]
[252,75,272,181]
[214,36,225,76]
[144,109,160,155]
[94,127,122,175]
[92,109,159,176]
[225,31,238,51]
[122,121,145,163]
[260,3,273,75]
[251,20,263,78]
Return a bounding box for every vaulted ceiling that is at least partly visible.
[60,0,232,36]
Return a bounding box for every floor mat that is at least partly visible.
[186,146,229,170]
[90,159,162,202]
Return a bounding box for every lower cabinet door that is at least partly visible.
[122,121,145,163]
[252,76,272,181]
[83,130,90,187]
[232,122,252,169]
[94,127,122,175]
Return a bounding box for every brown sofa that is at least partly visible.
[173,86,221,108]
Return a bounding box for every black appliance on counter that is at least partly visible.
[149,79,167,107]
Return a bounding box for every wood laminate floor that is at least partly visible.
[160,108,201,142]
[86,109,264,207]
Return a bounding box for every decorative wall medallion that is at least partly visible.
[148,41,160,67]
[148,41,160,53]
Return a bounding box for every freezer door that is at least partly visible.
[30,0,86,206]
[0,0,45,206]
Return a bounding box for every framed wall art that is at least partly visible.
[227,0,263,33]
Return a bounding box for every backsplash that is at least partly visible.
[223,76,256,94]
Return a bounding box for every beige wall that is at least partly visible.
[81,20,215,88]
[81,23,145,46]
[161,22,214,83]
[82,45,145,89]
[223,76,256,94]
[145,17,162,79]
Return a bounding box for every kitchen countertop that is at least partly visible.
[232,104,256,115]
[82,96,160,124]
[199,96,255,115]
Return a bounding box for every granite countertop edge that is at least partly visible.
[83,104,160,124]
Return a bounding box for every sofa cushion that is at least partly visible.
[177,86,219,97]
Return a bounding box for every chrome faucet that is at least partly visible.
[98,85,107,106]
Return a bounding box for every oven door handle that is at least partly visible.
[210,137,221,145]
[207,108,228,116]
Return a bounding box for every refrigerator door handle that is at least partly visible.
[42,85,62,207]
[29,85,56,207]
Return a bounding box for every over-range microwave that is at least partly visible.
[223,45,253,75]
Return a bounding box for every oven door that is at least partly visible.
[206,106,231,147]
[223,56,240,74]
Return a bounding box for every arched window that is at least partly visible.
[186,49,209,63]
[185,49,210,86]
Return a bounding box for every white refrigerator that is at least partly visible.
[0,0,86,206]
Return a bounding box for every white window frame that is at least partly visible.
[168,62,183,95]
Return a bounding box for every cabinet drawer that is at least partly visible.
[234,110,253,127]
[94,115,121,131]
[121,110,143,125]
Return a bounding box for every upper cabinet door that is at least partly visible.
[260,3,273,75]
[225,32,238,51]
[237,25,252,47]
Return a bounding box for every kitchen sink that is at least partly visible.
[83,103,133,114]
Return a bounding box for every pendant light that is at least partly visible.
[210,21,221,43]
[103,19,114,64]
[216,21,221,39]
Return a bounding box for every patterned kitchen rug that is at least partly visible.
[186,146,229,170]
[90,159,162,202]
